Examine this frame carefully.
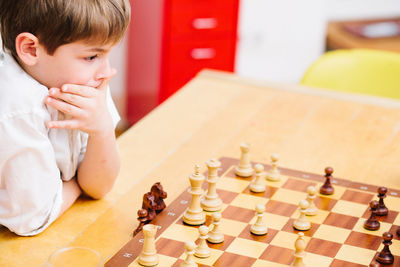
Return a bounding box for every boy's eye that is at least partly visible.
[85,55,98,61]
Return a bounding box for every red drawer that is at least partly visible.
[170,0,238,12]
[159,39,236,101]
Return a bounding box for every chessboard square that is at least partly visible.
[313,224,352,244]
[239,225,279,244]
[314,196,338,211]
[265,200,298,217]
[178,248,223,266]
[216,177,249,193]
[353,218,393,237]
[385,195,400,212]
[230,193,268,210]
[128,254,178,267]
[222,205,255,224]
[378,238,400,256]
[216,189,239,205]
[265,172,288,185]
[252,259,287,267]
[316,183,346,200]
[270,188,307,205]
[212,251,257,267]
[305,238,341,258]
[219,218,249,237]
[340,189,374,204]
[291,209,329,224]
[331,199,367,218]
[304,252,334,266]
[160,223,199,242]
[259,245,293,265]
[269,231,311,250]
[225,237,268,258]
[344,231,383,251]
[335,244,376,266]
[395,213,400,225]
[361,209,399,224]
[249,212,289,230]
[330,259,366,267]
[322,212,359,230]
[156,238,185,258]
[390,224,400,241]
[281,177,317,193]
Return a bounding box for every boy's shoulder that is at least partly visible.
[0,51,49,120]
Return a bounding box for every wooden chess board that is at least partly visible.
[105,157,400,267]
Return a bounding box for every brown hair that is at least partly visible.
[0,0,131,59]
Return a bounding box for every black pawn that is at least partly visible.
[364,200,380,231]
[376,232,394,265]
[376,187,388,216]
[320,167,334,195]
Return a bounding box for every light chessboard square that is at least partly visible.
[331,199,368,218]
[335,244,377,266]
[225,237,268,258]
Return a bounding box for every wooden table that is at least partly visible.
[1,70,400,266]
[327,18,400,53]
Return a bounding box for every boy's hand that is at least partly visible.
[45,70,117,136]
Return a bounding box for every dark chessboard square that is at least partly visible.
[217,189,239,205]
[222,205,254,223]
[362,209,398,224]
[314,196,338,211]
[323,212,359,230]
[259,245,293,265]
[281,218,320,237]
[211,251,257,267]
[242,185,279,199]
[264,200,298,217]
[341,189,374,205]
[156,238,185,258]
[238,224,279,244]
[344,231,382,251]
[282,178,317,193]
[305,237,341,258]
[207,235,235,251]
[330,259,367,267]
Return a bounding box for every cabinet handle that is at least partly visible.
[190,48,216,60]
[192,18,218,29]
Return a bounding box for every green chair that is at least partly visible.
[300,49,400,99]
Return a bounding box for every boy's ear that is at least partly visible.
[15,32,40,66]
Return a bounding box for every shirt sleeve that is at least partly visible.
[0,110,63,236]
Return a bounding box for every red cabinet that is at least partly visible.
[126,0,239,124]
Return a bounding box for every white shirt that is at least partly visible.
[0,49,120,236]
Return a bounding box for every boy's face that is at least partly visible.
[33,41,115,89]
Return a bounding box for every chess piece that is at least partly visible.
[201,159,223,212]
[266,153,281,182]
[181,241,198,267]
[376,232,394,265]
[293,199,311,231]
[138,224,159,266]
[142,182,168,221]
[369,262,380,267]
[250,203,268,235]
[249,164,266,193]
[183,165,206,225]
[207,212,224,244]
[305,186,318,216]
[235,143,254,177]
[397,226,400,236]
[291,232,306,267]
[364,200,380,231]
[133,209,148,236]
[194,225,211,258]
[376,186,389,216]
[319,167,334,195]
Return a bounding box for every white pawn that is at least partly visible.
[235,143,254,177]
[195,225,211,258]
[138,224,159,266]
[207,212,224,244]
[250,203,268,235]
[180,241,198,267]
[266,154,281,182]
[305,186,318,216]
[293,200,311,231]
[249,164,266,193]
[291,232,307,267]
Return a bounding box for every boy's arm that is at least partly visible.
[59,179,83,215]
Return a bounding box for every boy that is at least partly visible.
[0,0,130,236]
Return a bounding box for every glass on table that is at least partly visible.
[43,247,104,267]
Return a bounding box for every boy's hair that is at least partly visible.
[0,0,131,59]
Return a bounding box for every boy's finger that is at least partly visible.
[60,84,96,97]
[47,119,80,130]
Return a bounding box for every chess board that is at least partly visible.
[105,157,400,267]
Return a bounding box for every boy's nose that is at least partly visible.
[95,59,113,80]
